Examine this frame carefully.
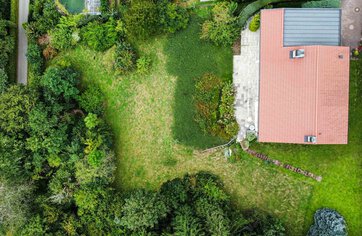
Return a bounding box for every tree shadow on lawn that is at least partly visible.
[163,16,233,149]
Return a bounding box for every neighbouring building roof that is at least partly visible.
[283,9,341,46]
[258,9,350,144]
[86,0,101,15]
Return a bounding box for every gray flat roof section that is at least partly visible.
[283,8,341,46]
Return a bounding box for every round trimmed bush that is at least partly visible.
[308,208,347,236]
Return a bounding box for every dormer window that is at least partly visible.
[290,49,305,59]
[304,135,316,143]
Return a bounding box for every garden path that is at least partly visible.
[17,0,29,84]
[233,24,260,141]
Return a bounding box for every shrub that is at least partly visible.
[302,0,341,8]
[158,0,190,33]
[218,82,239,139]
[308,208,347,236]
[201,2,239,46]
[194,73,223,135]
[136,56,152,74]
[124,0,159,40]
[114,41,137,73]
[249,13,260,32]
[79,86,104,114]
[42,45,58,60]
[82,18,119,51]
[49,15,82,50]
[194,74,238,139]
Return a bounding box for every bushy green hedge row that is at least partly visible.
[238,0,294,27]
[302,0,340,8]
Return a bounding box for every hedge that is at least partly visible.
[238,0,296,27]
[302,0,341,8]
[8,0,18,83]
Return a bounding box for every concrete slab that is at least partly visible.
[341,0,362,48]
[233,25,260,141]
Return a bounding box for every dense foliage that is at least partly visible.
[49,15,82,50]
[27,41,44,75]
[0,63,119,234]
[194,73,239,140]
[124,0,189,40]
[158,0,190,33]
[26,0,61,39]
[81,18,121,51]
[121,172,286,235]
[0,17,15,86]
[308,209,348,236]
[201,2,240,46]
[302,0,340,8]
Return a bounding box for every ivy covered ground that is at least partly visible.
[54,16,362,235]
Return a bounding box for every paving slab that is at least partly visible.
[233,25,260,141]
[341,0,362,48]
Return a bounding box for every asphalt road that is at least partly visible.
[17,0,29,84]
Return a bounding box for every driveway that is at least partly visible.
[341,0,362,48]
[233,25,260,141]
[17,0,29,84]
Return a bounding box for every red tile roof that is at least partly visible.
[258,9,350,144]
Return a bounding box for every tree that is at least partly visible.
[18,215,46,236]
[194,197,231,235]
[121,189,168,231]
[124,0,159,40]
[26,41,44,75]
[160,178,189,211]
[201,2,239,46]
[0,19,15,68]
[0,133,28,181]
[78,85,104,114]
[0,68,8,93]
[308,208,347,236]
[41,66,80,102]
[0,85,36,138]
[172,206,204,236]
[26,0,61,39]
[0,180,33,230]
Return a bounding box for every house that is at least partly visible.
[258,9,350,144]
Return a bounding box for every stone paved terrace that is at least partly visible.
[341,0,362,48]
[233,25,260,141]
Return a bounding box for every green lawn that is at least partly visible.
[53,16,362,235]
